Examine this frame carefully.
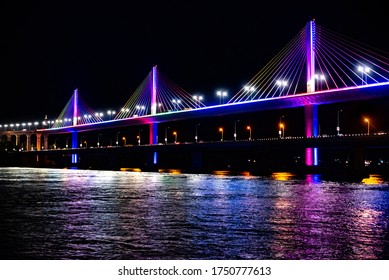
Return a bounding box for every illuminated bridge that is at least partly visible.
[2,20,389,172]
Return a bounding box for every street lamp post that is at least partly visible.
[280,123,285,139]
[97,133,101,148]
[195,124,200,143]
[172,99,181,111]
[358,66,371,85]
[337,110,342,136]
[107,110,116,120]
[219,128,223,141]
[234,120,240,141]
[165,127,169,144]
[116,132,120,146]
[216,90,227,104]
[173,131,177,143]
[279,115,284,138]
[137,130,142,145]
[364,118,370,135]
[276,80,288,95]
[244,86,255,99]
[97,133,102,147]
[135,105,145,116]
[193,95,203,107]
[247,126,252,140]
[122,136,126,146]
[314,74,325,91]
[80,136,84,148]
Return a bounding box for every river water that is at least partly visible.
[0,167,388,260]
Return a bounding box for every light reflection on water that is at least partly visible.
[0,167,388,260]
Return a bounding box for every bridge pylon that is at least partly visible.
[305,19,319,166]
[149,65,158,166]
[72,89,79,164]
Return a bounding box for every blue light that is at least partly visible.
[153,152,158,164]
[314,147,318,166]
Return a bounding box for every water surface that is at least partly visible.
[0,167,388,259]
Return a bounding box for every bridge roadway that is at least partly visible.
[42,82,389,134]
[7,133,389,177]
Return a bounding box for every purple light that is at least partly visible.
[73,89,78,126]
[305,20,319,166]
[306,20,316,93]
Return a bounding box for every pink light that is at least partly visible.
[306,148,313,166]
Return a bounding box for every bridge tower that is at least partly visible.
[71,88,79,164]
[149,65,158,165]
[305,19,319,166]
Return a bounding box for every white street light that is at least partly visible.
[244,86,255,99]
[234,120,240,141]
[165,126,169,144]
[314,73,325,91]
[276,80,288,95]
[193,95,203,107]
[358,66,371,85]
[216,90,228,104]
[172,99,181,111]
[195,124,200,143]
[337,110,342,135]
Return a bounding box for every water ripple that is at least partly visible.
[1,168,389,259]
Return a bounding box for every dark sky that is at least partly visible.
[1,0,388,124]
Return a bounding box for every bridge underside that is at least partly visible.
[42,83,389,134]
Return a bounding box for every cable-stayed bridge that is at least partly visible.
[2,19,389,169]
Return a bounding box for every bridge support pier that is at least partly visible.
[36,134,42,151]
[149,123,158,165]
[305,104,319,166]
[15,134,20,150]
[71,131,78,164]
[26,134,31,151]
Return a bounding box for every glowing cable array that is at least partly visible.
[51,90,104,128]
[229,22,389,103]
[115,67,205,119]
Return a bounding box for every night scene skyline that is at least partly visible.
[1,0,389,135]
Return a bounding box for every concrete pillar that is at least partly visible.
[15,134,20,149]
[26,134,31,151]
[36,134,41,151]
[43,135,49,150]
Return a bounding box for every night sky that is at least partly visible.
[1,0,388,132]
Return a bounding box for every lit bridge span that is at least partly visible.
[2,19,389,170]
